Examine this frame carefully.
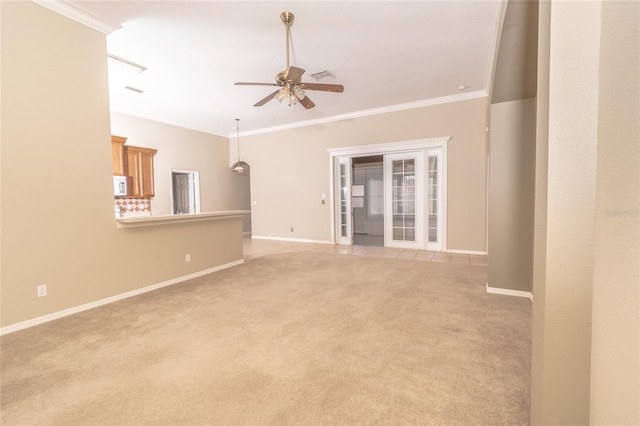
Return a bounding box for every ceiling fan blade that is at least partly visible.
[299,83,344,93]
[254,90,280,107]
[285,66,305,83]
[298,95,315,109]
[235,82,280,87]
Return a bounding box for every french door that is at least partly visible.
[384,152,424,249]
[332,143,445,251]
[335,157,352,245]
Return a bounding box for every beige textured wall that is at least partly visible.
[590,0,640,423]
[0,2,243,328]
[110,112,251,219]
[488,98,535,292]
[530,0,550,421]
[238,97,489,251]
[532,0,602,423]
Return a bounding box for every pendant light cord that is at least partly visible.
[235,118,241,162]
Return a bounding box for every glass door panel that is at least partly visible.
[426,149,442,251]
[384,153,423,249]
[335,157,352,245]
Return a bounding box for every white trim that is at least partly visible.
[0,260,244,336]
[32,0,122,34]
[230,91,487,138]
[447,249,488,256]
[328,137,451,157]
[251,235,333,245]
[243,231,252,236]
[485,283,533,302]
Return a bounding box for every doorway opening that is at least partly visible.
[329,138,448,251]
[171,170,201,214]
[352,156,384,247]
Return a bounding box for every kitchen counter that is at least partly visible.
[115,210,250,228]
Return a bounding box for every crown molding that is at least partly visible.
[231,90,488,138]
[32,0,122,34]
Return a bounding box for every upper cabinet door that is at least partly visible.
[111,135,127,176]
[139,149,156,198]
[123,145,157,198]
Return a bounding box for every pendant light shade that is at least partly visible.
[231,118,249,174]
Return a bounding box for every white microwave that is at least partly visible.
[113,176,128,196]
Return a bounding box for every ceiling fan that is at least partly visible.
[234,11,344,109]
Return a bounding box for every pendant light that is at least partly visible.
[231,118,249,173]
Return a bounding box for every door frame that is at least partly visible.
[328,137,449,250]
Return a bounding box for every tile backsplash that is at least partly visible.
[114,198,151,218]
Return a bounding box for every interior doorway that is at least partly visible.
[330,138,448,251]
[171,170,201,214]
[352,156,384,247]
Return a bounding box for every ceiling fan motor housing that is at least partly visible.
[276,70,288,84]
[280,11,294,25]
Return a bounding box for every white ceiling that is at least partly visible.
[63,1,504,137]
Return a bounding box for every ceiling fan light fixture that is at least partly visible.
[234,11,344,110]
[275,87,289,102]
[293,86,306,100]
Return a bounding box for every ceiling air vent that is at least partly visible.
[310,70,336,82]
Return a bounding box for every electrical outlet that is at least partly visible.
[185,254,191,262]
[37,284,47,297]
[290,227,294,232]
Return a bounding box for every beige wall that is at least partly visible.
[531,0,640,423]
[530,0,550,421]
[110,112,251,220]
[488,98,535,292]
[531,1,600,423]
[590,0,639,423]
[0,2,243,329]
[237,97,489,251]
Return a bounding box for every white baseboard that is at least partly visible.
[447,248,488,256]
[251,235,334,245]
[485,283,533,302]
[0,259,244,336]
[242,231,252,236]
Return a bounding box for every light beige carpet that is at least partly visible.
[1,251,531,425]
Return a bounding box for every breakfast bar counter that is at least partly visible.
[115,210,250,228]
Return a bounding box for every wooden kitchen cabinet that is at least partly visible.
[124,146,157,198]
[111,135,127,176]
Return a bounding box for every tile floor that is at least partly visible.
[243,236,487,266]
